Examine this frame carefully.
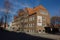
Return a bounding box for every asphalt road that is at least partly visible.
[0,28,54,40]
[26,32,60,40]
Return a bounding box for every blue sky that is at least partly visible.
[0,0,60,24]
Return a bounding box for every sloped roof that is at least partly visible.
[24,5,46,15]
[34,5,46,11]
[24,8,35,15]
[18,9,24,16]
[18,5,47,15]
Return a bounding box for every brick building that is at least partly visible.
[12,5,50,33]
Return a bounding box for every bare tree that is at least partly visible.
[51,16,60,27]
[0,17,3,27]
[4,0,11,28]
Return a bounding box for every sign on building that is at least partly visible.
[37,16,42,26]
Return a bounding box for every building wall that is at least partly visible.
[11,5,50,33]
[36,8,50,33]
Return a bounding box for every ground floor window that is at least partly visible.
[43,30,45,32]
[39,30,41,32]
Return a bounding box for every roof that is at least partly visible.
[18,9,24,16]
[34,5,46,11]
[18,5,47,16]
[25,5,46,15]
[24,8,35,15]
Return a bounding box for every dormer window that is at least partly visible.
[40,10,48,15]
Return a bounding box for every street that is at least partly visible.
[26,32,60,40]
[0,28,54,40]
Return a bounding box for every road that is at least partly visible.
[0,28,54,40]
[26,32,60,40]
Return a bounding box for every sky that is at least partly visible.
[0,0,60,24]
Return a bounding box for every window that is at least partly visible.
[24,19,28,22]
[31,24,32,27]
[40,10,47,15]
[21,20,23,22]
[43,30,45,32]
[31,17,32,21]
[26,14,28,16]
[39,30,41,32]
[29,30,30,32]
[28,23,35,27]
[25,13,28,17]
[13,27,15,29]
[32,16,35,20]
[32,30,34,32]
[33,23,35,27]
[29,24,30,27]
[27,30,29,32]
[26,24,28,27]
[25,19,27,22]
[29,17,32,21]
[29,17,30,21]
[25,24,26,27]
[24,19,26,22]
[26,19,28,22]
[42,23,46,27]
[42,16,46,21]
